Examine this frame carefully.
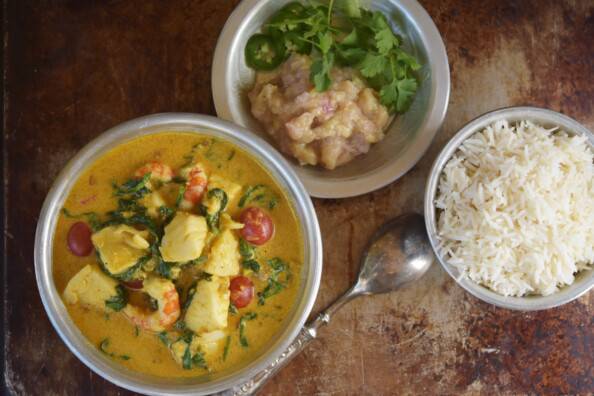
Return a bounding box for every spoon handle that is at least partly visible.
[226,288,360,395]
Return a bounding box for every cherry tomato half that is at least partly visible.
[67,221,94,257]
[239,207,275,245]
[230,276,255,308]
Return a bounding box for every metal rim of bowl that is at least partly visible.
[424,106,594,311]
[34,113,323,395]
[211,0,450,198]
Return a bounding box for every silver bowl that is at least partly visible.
[212,0,450,198]
[424,106,594,310]
[34,113,323,395]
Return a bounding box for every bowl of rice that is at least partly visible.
[424,106,594,310]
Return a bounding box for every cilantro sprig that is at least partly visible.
[246,0,421,113]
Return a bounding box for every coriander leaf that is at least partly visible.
[379,80,399,112]
[395,47,421,71]
[336,47,366,66]
[375,28,397,54]
[339,0,361,18]
[371,10,389,30]
[340,28,359,47]
[318,31,333,54]
[359,53,387,78]
[395,78,418,112]
[311,52,335,92]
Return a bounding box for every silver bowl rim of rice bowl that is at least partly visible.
[424,106,594,311]
[212,0,450,198]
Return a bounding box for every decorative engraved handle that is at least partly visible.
[223,286,361,396]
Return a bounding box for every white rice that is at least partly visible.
[436,120,594,296]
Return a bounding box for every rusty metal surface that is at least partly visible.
[3,0,593,395]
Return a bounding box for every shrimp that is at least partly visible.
[179,163,208,209]
[123,277,180,332]
[135,161,174,183]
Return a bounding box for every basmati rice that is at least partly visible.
[436,120,594,296]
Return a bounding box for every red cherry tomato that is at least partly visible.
[239,207,274,245]
[230,276,255,308]
[67,221,93,257]
[122,279,144,290]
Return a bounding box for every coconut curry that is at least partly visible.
[52,132,303,377]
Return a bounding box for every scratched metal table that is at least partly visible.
[3,1,593,395]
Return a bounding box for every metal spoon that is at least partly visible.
[229,213,434,395]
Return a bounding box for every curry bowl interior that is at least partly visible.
[34,113,322,395]
[212,0,449,197]
[424,106,594,311]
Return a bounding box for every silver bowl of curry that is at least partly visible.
[34,113,322,395]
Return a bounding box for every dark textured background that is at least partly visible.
[3,1,593,395]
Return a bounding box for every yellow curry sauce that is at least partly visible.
[52,132,303,377]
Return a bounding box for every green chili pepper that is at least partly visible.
[245,34,285,71]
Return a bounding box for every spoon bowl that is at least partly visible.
[355,213,434,295]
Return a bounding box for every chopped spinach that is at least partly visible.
[173,320,186,331]
[134,326,140,337]
[175,184,186,208]
[158,205,175,224]
[61,208,102,231]
[228,303,238,315]
[242,259,261,273]
[98,251,149,282]
[182,346,193,369]
[239,239,260,273]
[112,172,152,199]
[223,336,231,361]
[98,338,131,360]
[177,332,208,370]
[104,285,128,311]
[238,312,258,347]
[157,331,171,347]
[188,349,207,370]
[200,188,228,232]
[238,184,279,210]
[183,283,197,311]
[182,143,200,167]
[186,255,208,267]
[227,150,236,161]
[239,238,256,260]
[258,258,291,305]
[238,185,264,208]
